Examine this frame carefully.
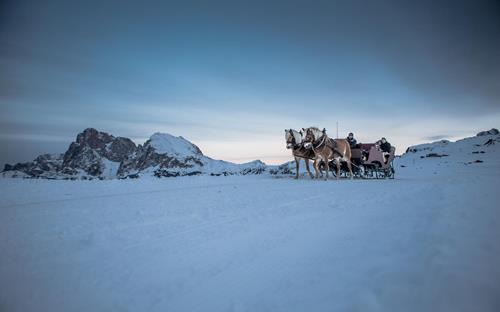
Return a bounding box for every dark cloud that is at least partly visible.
[372,1,500,111]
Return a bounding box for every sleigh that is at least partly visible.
[322,143,396,179]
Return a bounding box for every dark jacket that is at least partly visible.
[379,141,392,153]
[346,137,357,148]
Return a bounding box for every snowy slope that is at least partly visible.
[1,130,500,311]
[396,129,500,177]
[148,132,203,158]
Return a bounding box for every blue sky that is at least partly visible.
[1,0,499,165]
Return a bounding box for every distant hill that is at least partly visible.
[396,128,499,176]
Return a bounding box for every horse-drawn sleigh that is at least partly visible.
[285,127,395,180]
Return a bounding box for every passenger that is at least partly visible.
[346,132,357,148]
[378,137,392,153]
[376,137,392,163]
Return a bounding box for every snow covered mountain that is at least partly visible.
[148,132,203,157]
[2,128,267,179]
[119,132,266,178]
[396,128,500,176]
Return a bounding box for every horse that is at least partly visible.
[302,127,353,180]
[285,129,318,179]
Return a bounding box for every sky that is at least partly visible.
[1,0,499,165]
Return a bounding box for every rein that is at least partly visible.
[312,134,327,149]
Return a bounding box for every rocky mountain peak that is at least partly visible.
[64,128,136,165]
[75,128,113,147]
[61,128,137,177]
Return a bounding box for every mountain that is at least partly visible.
[396,128,500,176]
[118,132,267,178]
[2,128,267,179]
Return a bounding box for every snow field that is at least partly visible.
[1,165,500,311]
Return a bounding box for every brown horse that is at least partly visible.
[302,127,353,180]
[285,129,318,179]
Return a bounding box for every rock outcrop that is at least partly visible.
[62,128,137,177]
[477,128,499,136]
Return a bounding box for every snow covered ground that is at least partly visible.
[1,134,500,311]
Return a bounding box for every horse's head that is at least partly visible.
[302,127,326,149]
[285,129,302,149]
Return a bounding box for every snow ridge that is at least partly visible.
[148,133,203,158]
[396,129,500,176]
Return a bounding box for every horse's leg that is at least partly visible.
[347,159,354,179]
[305,158,314,179]
[313,157,321,179]
[294,156,300,179]
[336,160,341,180]
[316,160,322,178]
[323,155,329,180]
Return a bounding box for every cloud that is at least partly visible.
[423,135,450,142]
